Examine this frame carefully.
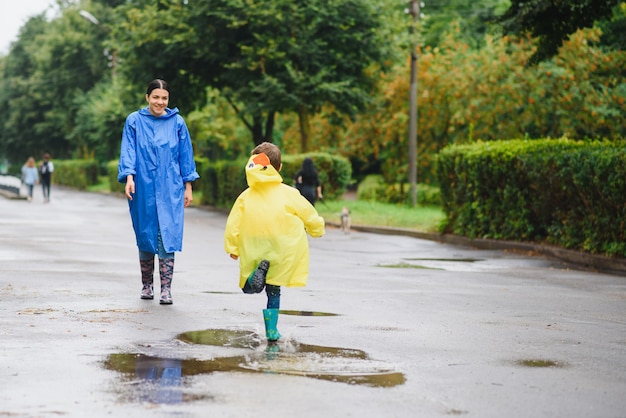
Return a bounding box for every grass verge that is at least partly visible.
[315,199,445,233]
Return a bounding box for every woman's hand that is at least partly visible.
[125,175,135,200]
[184,182,193,207]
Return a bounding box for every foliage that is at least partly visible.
[598,2,626,50]
[113,0,394,149]
[421,0,509,49]
[199,152,351,209]
[185,88,250,161]
[436,138,626,256]
[72,79,131,163]
[288,27,625,185]
[53,159,100,190]
[0,4,118,163]
[281,153,352,201]
[356,174,441,206]
[497,0,621,64]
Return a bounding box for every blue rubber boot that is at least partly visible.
[263,308,281,342]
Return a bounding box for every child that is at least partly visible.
[21,157,39,202]
[224,142,325,342]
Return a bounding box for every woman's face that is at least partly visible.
[146,88,169,117]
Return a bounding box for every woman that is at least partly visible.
[21,157,39,202]
[294,157,322,206]
[118,79,199,305]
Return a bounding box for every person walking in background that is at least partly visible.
[21,157,39,202]
[224,142,325,343]
[294,157,322,206]
[39,153,54,203]
[118,79,199,305]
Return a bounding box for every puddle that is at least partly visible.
[515,359,564,368]
[379,258,485,270]
[202,291,240,294]
[177,328,262,349]
[103,329,405,403]
[404,258,483,263]
[378,262,442,270]
[279,310,339,317]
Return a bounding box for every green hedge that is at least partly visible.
[436,138,626,257]
[53,159,99,190]
[199,152,352,209]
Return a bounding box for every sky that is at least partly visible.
[0,0,55,54]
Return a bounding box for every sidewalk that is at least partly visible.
[0,188,625,418]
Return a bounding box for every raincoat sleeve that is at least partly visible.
[293,192,325,238]
[177,116,200,183]
[118,114,137,183]
[224,191,247,257]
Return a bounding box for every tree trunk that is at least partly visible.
[252,115,264,146]
[264,111,275,143]
[297,104,311,152]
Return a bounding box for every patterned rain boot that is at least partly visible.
[243,259,270,294]
[159,258,175,305]
[140,257,155,300]
[263,308,281,342]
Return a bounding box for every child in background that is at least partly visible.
[21,157,39,202]
[224,142,325,342]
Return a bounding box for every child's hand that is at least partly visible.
[230,254,238,260]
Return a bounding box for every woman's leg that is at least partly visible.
[156,230,175,305]
[139,250,155,299]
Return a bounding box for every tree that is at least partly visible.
[498,0,621,64]
[421,0,509,49]
[0,4,117,163]
[112,0,392,151]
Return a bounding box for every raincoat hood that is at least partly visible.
[245,153,283,188]
[137,106,180,119]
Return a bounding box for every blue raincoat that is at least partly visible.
[224,153,325,288]
[118,107,199,254]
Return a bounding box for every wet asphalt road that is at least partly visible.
[0,188,624,418]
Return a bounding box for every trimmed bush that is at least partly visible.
[437,138,626,257]
[53,159,99,190]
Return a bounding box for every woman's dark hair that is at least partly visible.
[301,157,317,176]
[146,79,170,95]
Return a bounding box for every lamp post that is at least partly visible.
[407,0,419,207]
[79,10,117,78]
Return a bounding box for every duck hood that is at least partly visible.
[245,153,283,187]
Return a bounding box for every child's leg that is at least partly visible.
[263,285,281,342]
[265,284,281,309]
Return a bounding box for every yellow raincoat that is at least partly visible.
[224,153,325,288]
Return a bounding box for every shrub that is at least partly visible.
[437,138,626,256]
